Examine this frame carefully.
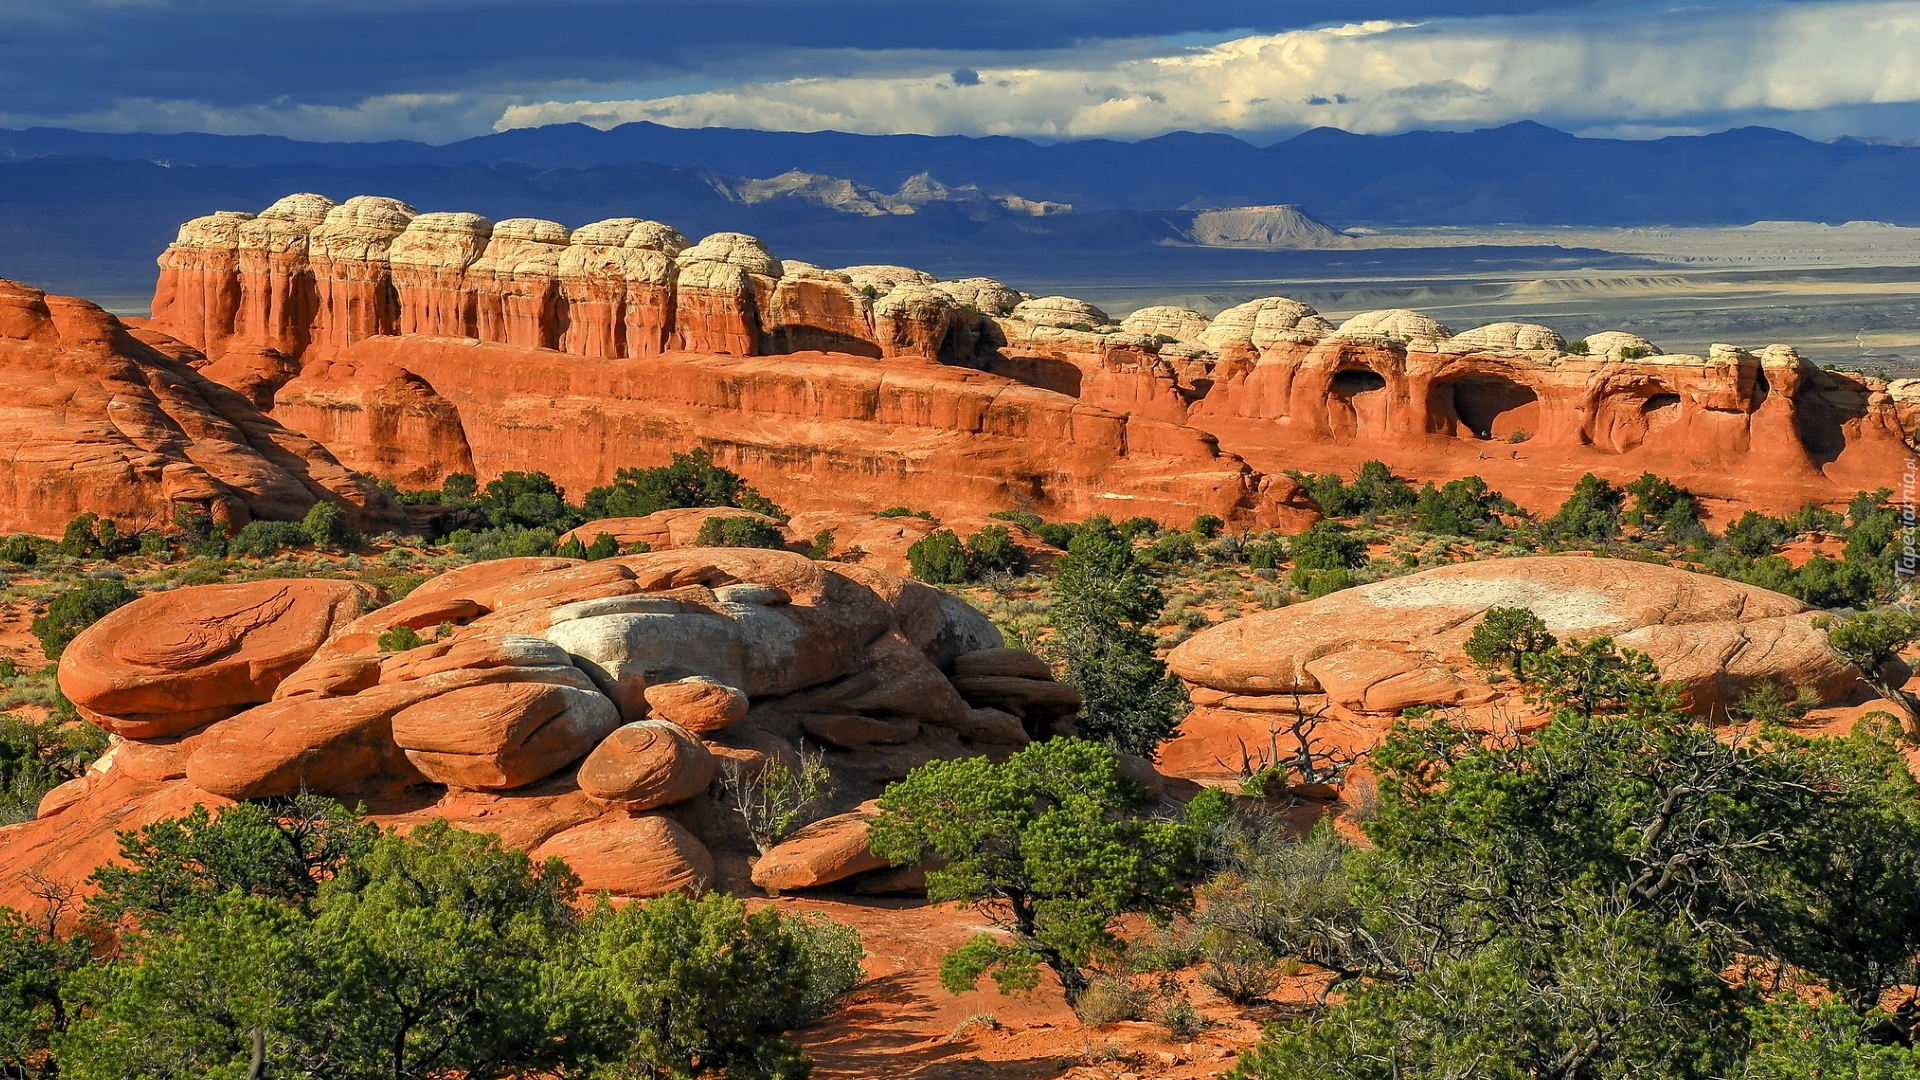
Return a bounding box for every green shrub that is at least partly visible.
[229,519,308,559]
[440,472,479,503]
[1048,529,1188,756]
[1231,641,1920,1080]
[449,525,561,561]
[1296,567,1357,597]
[472,471,580,531]
[1,713,109,825]
[1462,606,1557,675]
[377,626,428,653]
[1724,510,1791,557]
[988,509,1044,532]
[1784,500,1846,536]
[1541,472,1624,543]
[1246,540,1286,570]
[695,515,788,550]
[0,535,39,566]
[870,739,1203,1006]
[26,796,866,1080]
[1410,476,1510,538]
[807,530,835,559]
[1289,523,1367,571]
[553,535,589,559]
[1289,460,1417,518]
[1034,520,1083,548]
[58,513,104,558]
[1142,529,1199,565]
[32,579,138,660]
[171,504,225,558]
[582,533,620,560]
[964,525,1021,575]
[1190,514,1224,539]
[300,501,360,550]
[582,449,780,522]
[573,892,863,1077]
[907,529,973,584]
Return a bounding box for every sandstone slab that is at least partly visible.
[1169,556,1860,716]
[576,720,716,808]
[532,813,713,897]
[61,580,377,738]
[750,802,889,891]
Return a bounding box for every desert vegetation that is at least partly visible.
[1,796,864,1079]
[3,451,1919,1078]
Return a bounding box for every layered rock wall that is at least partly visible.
[148,194,1917,518]
[150,197,967,365]
[273,337,1318,529]
[0,278,406,536]
[1188,317,1916,514]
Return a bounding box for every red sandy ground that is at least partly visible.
[781,896,1284,1080]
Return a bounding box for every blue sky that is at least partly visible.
[0,0,1916,142]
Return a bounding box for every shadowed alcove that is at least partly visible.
[1440,374,1539,440]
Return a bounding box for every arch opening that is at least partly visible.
[1332,368,1387,396]
[1446,375,1540,440]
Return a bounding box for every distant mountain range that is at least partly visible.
[3,120,1918,298]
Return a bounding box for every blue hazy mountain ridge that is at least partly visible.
[5,120,1920,221]
[2,120,1917,298]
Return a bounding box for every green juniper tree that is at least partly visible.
[868,739,1201,1006]
[1225,636,1920,1079]
[1045,526,1187,757]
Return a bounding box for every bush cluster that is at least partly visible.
[906,525,1023,584]
[2,797,864,1080]
[1209,635,1920,1078]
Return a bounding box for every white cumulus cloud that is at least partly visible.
[496,1,1920,139]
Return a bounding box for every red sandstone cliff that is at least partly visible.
[0,278,406,536]
[272,337,1316,529]
[146,193,1918,519]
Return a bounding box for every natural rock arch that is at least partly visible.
[1328,367,1389,440]
[1331,368,1387,395]
[1437,374,1539,441]
[1591,385,1684,454]
[1794,383,1870,466]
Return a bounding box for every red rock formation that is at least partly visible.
[1158,556,1871,783]
[278,336,1313,530]
[1190,320,1910,516]
[872,284,955,360]
[1164,556,1860,756]
[555,218,687,359]
[671,232,779,356]
[750,801,890,891]
[557,508,783,553]
[234,194,333,359]
[2,549,1044,908]
[308,196,416,353]
[390,212,491,338]
[471,218,571,349]
[577,720,716,807]
[0,278,406,537]
[766,263,878,357]
[60,580,378,738]
[144,194,1914,520]
[150,211,251,359]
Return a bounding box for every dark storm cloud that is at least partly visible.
[0,0,1633,116]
